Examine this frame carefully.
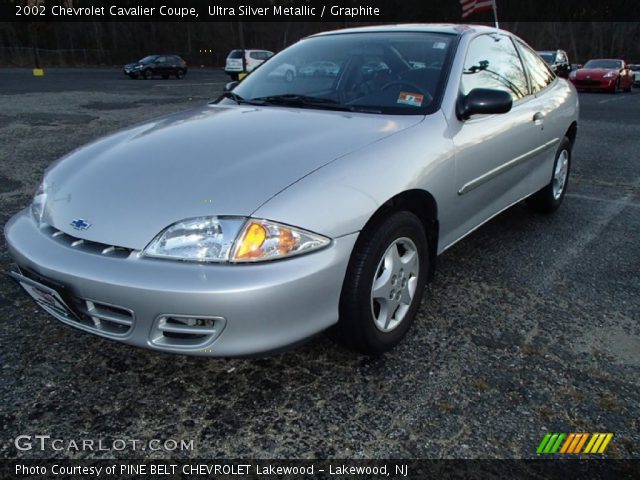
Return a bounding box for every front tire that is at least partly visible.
[332,211,428,355]
[526,137,571,213]
[143,69,153,80]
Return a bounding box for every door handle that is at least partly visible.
[533,112,545,127]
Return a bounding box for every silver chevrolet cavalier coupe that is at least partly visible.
[5,25,578,356]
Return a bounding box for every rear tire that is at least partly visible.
[331,211,428,355]
[526,137,571,213]
[176,69,185,79]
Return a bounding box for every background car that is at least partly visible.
[569,58,634,92]
[537,49,572,78]
[299,61,340,77]
[267,63,297,82]
[123,55,187,80]
[629,64,640,86]
[224,49,274,80]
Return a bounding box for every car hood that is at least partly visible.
[43,104,421,249]
[574,68,617,79]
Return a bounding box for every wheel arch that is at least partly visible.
[359,189,439,280]
[565,121,578,147]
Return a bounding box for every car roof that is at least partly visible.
[309,23,508,38]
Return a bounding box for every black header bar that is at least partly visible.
[2,0,640,22]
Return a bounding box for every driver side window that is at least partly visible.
[461,34,529,101]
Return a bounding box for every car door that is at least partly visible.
[450,33,544,242]
[515,40,566,192]
[166,56,178,74]
[152,56,165,75]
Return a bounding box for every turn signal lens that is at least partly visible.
[232,220,330,262]
[235,222,267,259]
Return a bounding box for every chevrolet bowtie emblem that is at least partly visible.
[70,218,91,230]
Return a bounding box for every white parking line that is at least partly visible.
[598,96,629,104]
[153,82,227,88]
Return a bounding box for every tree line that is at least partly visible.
[1,21,639,68]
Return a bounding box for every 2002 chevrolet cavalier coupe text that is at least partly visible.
[5,25,579,356]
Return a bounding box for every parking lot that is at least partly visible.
[0,68,638,459]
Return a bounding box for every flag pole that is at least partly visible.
[493,0,500,29]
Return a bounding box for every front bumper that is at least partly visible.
[5,210,357,357]
[570,78,616,90]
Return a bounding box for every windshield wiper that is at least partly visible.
[252,94,347,110]
[217,91,266,106]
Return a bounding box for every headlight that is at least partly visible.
[603,71,616,78]
[31,180,47,226]
[143,217,245,262]
[143,217,330,263]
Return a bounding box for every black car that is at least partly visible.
[537,49,571,78]
[123,55,187,80]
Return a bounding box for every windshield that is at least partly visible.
[139,55,158,64]
[226,32,457,115]
[538,52,555,64]
[584,59,622,69]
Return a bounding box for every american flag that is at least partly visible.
[460,0,496,19]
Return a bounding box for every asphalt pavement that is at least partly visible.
[0,68,638,459]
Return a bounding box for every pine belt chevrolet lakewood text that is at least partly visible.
[5,25,579,356]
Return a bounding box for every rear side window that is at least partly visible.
[461,34,529,101]
[228,50,244,59]
[517,41,555,94]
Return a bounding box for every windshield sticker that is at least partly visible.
[397,92,424,107]
[433,42,447,50]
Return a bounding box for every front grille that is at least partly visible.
[150,315,225,350]
[574,79,604,86]
[43,225,133,258]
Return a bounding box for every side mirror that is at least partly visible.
[457,88,513,120]
[224,81,239,92]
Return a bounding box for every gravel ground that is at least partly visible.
[0,68,638,460]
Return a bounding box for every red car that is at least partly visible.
[569,59,634,93]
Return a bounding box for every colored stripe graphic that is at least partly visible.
[584,433,614,454]
[537,433,552,454]
[537,433,613,454]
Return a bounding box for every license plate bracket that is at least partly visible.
[8,271,78,321]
